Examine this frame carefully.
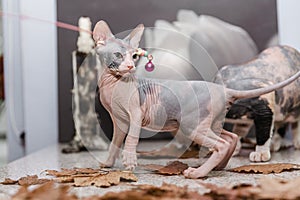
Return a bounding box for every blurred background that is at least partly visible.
[0,0,299,166]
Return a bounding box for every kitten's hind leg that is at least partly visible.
[215,129,238,170]
[183,128,231,179]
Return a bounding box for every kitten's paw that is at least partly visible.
[122,150,137,171]
[249,150,271,162]
[183,167,206,179]
[99,159,115,168]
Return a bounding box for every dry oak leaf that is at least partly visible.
[55,176,75,183]
[18,175,51,186]
[45,167,102,177]
[95,183,206,200]
[198,177,300,200]
[229,163,300,174]
[0,178,18,185]
[45,167,107,183]
[0,175,51,186]
[12,181,78,200]
[200,182,255,200]
[73,171,137,187]
[249,177,300,200]
[11,182,204,200]
[141,161,189,175]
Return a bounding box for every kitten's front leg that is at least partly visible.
[122,112,142,171]
[100,123,127,168]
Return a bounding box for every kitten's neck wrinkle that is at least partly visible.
[99,68,120,88]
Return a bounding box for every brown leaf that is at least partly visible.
[44,168,136,188]
[96,183,206,200]
[229,163,300,174]
[138,144,199,159]
[12,182,78,200]
[45,169,77,177]
[55,176,75,183]
[251,177,300,199]
[200,177,300,200]
[201,182,255,200]
[73,171,137,187]
[141,161,189,175]
[0,178,18,185]
[45,167,102,177]
[18,175,51,186]
[11,186,29,200]
[1,175,51,186]
[159,161,189,175]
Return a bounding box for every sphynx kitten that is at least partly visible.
[93,21,300,178]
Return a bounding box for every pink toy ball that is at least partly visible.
[135,48,155,72]
[145,54,154,72]
[145,61,155,72]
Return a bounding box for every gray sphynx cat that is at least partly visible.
[214,45,300,162]
[93,21,300,178]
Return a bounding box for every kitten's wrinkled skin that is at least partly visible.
[94,21,300,178]
[214,46,300,162]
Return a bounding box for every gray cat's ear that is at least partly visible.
[125,24,144,48]
[93,20,114,46]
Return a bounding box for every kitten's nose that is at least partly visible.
[128,66,134,70]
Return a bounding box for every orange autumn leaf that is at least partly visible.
[45,167,103,177]
[97,183,205,200]
[73,171,137,187]
[0,178,18,185]
[0,175,51,186]
[201,177,300,200]
[18,175,51,186]
[12,182,78,200]
[141,161,189,175]
[229,163,300,174]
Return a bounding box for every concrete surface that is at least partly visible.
[0,141,300,199]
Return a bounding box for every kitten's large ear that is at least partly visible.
[125,24,144,48]
[93,20,114,46]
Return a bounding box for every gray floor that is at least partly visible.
[1,141,300,199]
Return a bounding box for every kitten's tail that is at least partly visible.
[227,70,300,100]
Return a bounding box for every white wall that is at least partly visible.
[2,0,25,161]
[277,0,300,51]
[3,0,58,161]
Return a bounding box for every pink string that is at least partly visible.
[0,11,150,52]
[0,11,92,34]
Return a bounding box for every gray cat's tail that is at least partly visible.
[227,70,300,100]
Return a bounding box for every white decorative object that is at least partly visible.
[70,50,107,151]
[137,10,258,81]
[77,17,94,54]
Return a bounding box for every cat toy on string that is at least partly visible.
[135,48,155,72]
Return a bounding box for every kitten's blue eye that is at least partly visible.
[114,52,123,59]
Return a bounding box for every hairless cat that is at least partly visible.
[93,20,300,178]
[214,45,300,162]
